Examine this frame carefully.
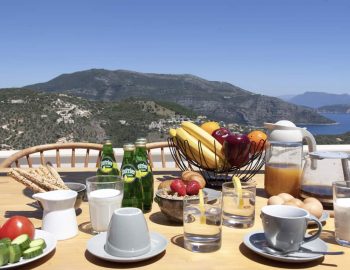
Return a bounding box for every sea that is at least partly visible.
[301,113,350,135]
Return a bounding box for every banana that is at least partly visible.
[169,128,177,137]
[175,127,224,170]
[181,121,225,160]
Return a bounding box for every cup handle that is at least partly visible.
[303,216,322,243]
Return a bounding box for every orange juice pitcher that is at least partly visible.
[264,120,317,197]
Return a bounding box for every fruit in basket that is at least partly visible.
[186,181,201,195]
[170,179,186,196]
[181,121,225,161]
[200,121,220,135]
[247,130,267,153]
[212,127,231,145]
[223,134,251,167]
[158,179,174,190]
[0,216,35,240]
[181,171,206,188]
[174,127,225,170]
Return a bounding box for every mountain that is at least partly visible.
[288,92,350,108]
[0,89,195,149]
[277,94,296,101]
[24,69,333,125]
[318,104,350,114]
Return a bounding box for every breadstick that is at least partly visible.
[45,163,68,189]
[8,169,46,193]
[14,168,61,191]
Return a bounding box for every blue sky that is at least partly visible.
[0,0,349,96]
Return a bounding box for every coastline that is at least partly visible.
[298,122,339,126]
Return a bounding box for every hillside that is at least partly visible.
[318,104,350,114]
[288,92,350,108]
[24,69,333,125]
[0,89,194,149]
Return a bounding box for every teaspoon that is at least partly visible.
[263,246,344,256]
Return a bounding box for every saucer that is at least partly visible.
[87,231,168,263]
[308,211,329,226]
[243,230,327,263]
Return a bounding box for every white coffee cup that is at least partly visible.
[104,207,151,257]
[261,205,322,252]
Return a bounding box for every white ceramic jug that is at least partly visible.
[33,190,78,240]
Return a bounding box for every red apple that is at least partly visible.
[223,133,251,167]
[186,180,201,195]
[170,179,186,196]
[212,127,231,144]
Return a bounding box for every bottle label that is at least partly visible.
[136,161,149,177]
[122,165,137,183]
[101,157,113,168]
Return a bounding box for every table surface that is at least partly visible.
[0,169,348,270]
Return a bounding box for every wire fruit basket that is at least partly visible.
[167,137,266,189]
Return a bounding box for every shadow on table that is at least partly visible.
[149,212,182,227]
[238,243,338,268]
[4,208,42,220]
[79,221,95,235]
[171,234,185,249]
[313,230,338,245]
[84,249,166,268]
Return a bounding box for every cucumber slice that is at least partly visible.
[29,238,46,250]
[11,234,31,251]
[22,246,43,259]
[0,245,10,266]
[0,238,11,247]
[8,244,21,264]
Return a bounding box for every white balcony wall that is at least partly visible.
[0,148,177,169]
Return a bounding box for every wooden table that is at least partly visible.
[0,169,348,269]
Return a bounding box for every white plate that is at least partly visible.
[308,211,329,226]
[0,229,57,269]
[243,230,328,263]
[87,231,167,263]
[204,188,221,202]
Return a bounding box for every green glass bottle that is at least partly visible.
[135,139,154,212]
[97,140,119,181]
[121,143,144,210]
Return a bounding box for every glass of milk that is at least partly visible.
[333,181,350,247]
[86,176,124,234]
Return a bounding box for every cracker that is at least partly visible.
[14,168,61,191]
[8,169,46,193]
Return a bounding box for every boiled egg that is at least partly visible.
[277,193,294,202]
[302,201,323,219]
[267,195,285,205]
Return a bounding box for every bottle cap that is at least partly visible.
[135,141,146,147]
[123,143,135,151]
[136,137,147,144]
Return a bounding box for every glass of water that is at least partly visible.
[86,176,124,234]
[222,181,256,228]
[183,196,222,252]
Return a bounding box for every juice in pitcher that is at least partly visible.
[265,163,302,197]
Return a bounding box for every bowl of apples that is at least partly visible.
[155,171,207,223]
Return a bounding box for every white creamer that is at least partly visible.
[33,189,78,240]
[88,189,122,232]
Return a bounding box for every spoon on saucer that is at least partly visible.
[263,246,344,256]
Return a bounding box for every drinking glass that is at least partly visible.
[86,176,124,233]
[333,181,350,247]
[183,196,222,252]
[222,181,256,228]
